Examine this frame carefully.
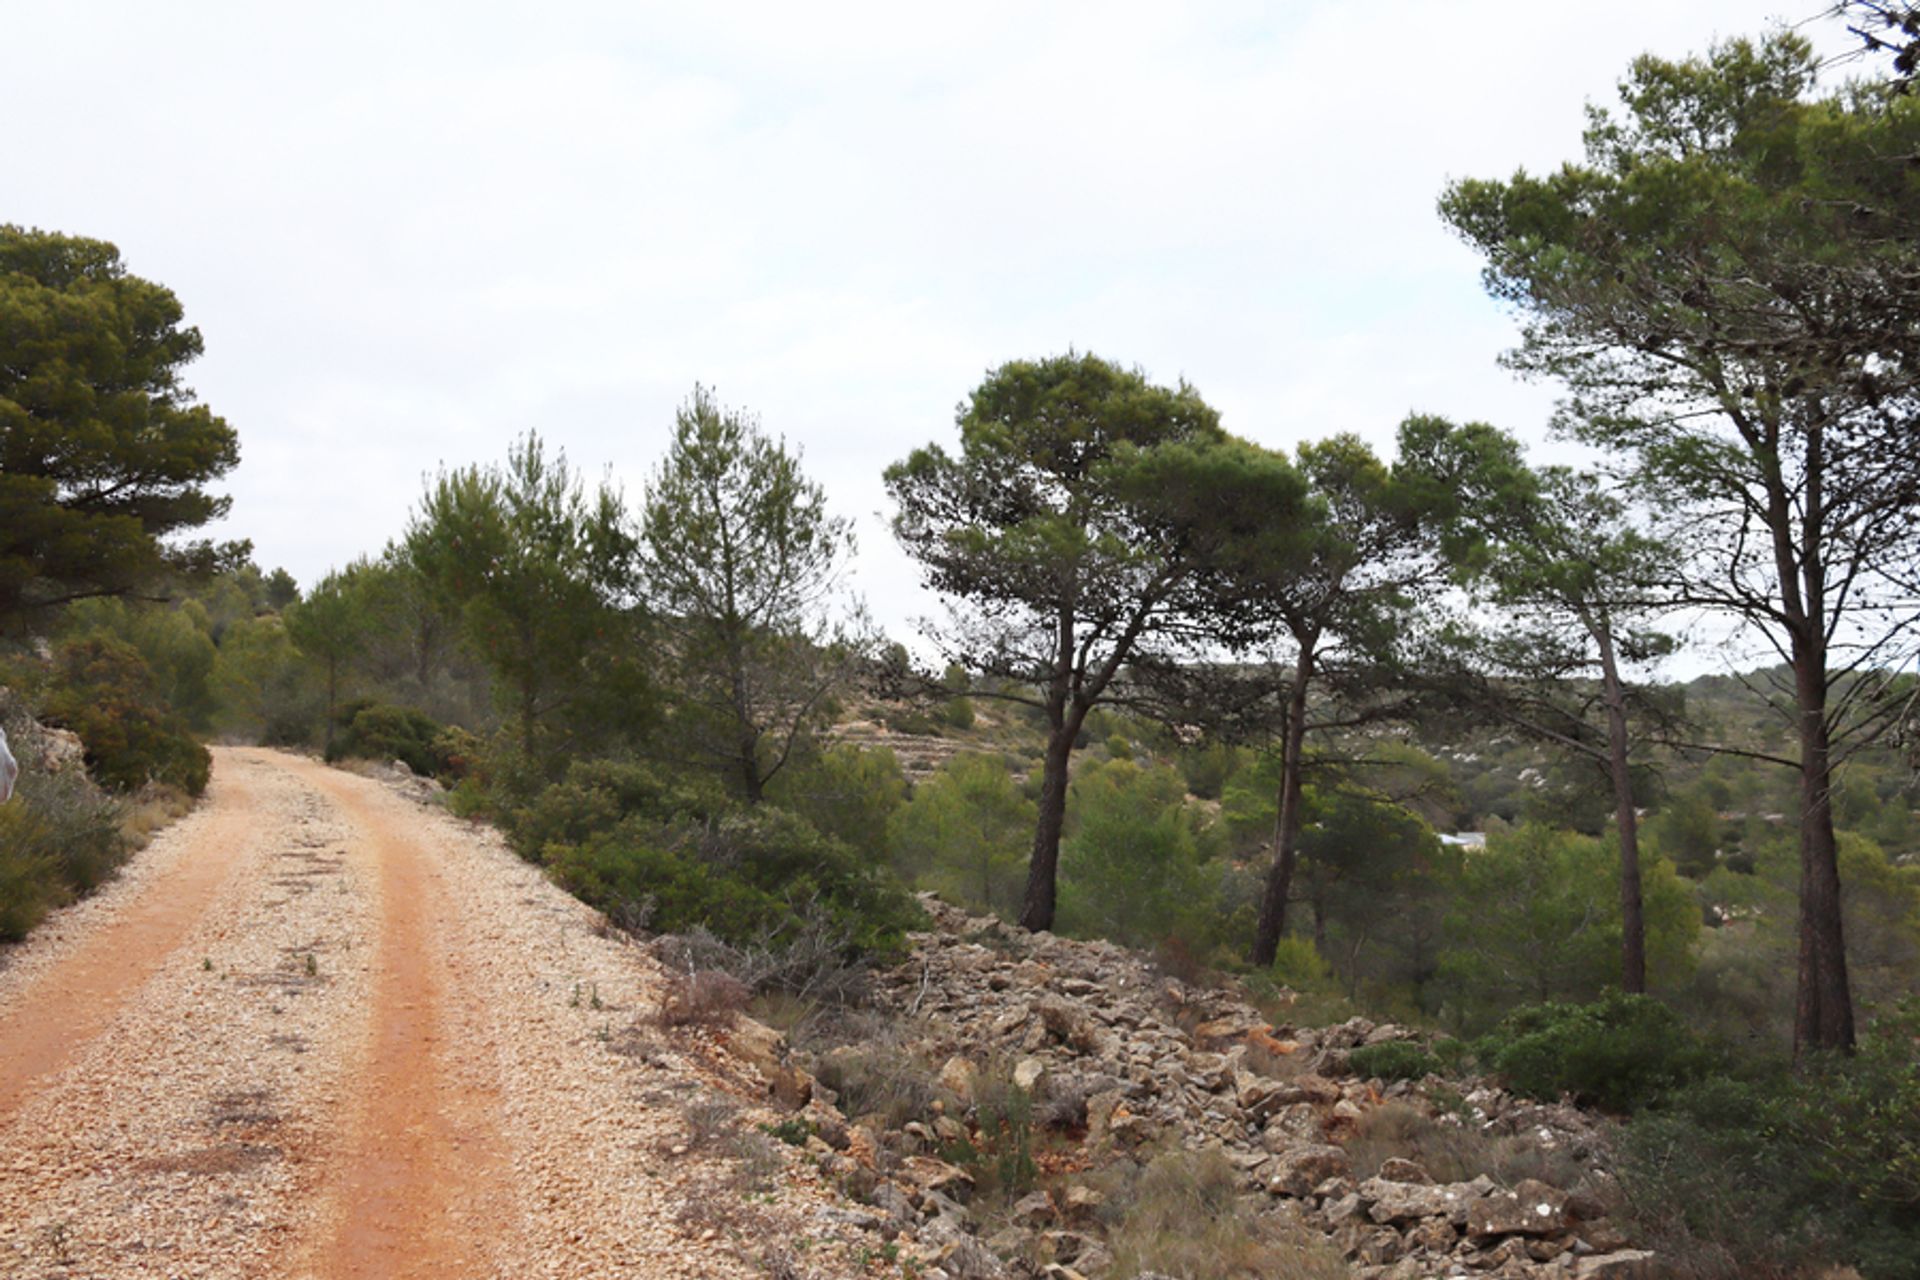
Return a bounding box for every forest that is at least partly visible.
[3,19,1919,1280]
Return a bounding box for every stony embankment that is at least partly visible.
[760,896,1657,1280]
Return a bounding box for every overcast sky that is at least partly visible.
[11,1,1854,661]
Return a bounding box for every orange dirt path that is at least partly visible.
[0,764,259,1123]
[278,755,521,1280]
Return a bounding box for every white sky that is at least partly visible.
[9,1,1855,663]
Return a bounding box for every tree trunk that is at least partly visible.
[738,736,765,804]
[1020,710,1084,932]
[1794,650,1855,1055]
[1593,622,1646,994]
[1779,421,1854,1056]
[1253,644,1314,966]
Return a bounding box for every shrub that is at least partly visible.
[546,806,922,958]
[1620,1006,1920,1280]
[888,751,1032,920]
[1347,1041,1441,1082]
[325,702,449,777]
[881,706,940,736]
[507,757,719,857]
[1477,991,1722,1113]
[43,634,211,796]
[765,743,905,860]
[812,1043,938,1130]
[0,735,127,941]
[655,970,751,1028]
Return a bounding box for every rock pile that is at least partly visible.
[779,895,1655,1280]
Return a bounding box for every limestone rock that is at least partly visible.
[902,1156,976,1204]
[1010,1190,1055,1227]
[1467,1178,1571,1239]
[1359,1174,1495,1225]
[1575,1250,1659,1279]
[1265,1144,1350,1198]
[1376,1157,1432,1184]
[938,1056,978,1105]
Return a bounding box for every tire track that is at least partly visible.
[280,757,525,1280]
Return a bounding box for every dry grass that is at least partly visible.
[679,1093,740,1152]
[1096,1148,1348,1280]
[1343,1100,1603,1197]
[120,783,195,847]
[655,969,751,1028]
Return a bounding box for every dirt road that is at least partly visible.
[0,749,839,1279]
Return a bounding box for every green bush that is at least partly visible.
[326,702,449,777]
[1621,1007,1920,1279]
[1347,1041,1442,1082]
[1476,991,1722,1113]
[0,744,127,942]
[506,757,721,858]
[43,634,211,796]
[543,805,922,958]
[888,752,1032,920]
[881,706,940,736]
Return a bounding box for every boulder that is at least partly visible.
[1375,1157,1431,1185]
[1273,1074,1342,1106]
[901,1156,976,1204]
[1061,1184,1104,1220]
[1265,1144,1351,1198]
[1012,1056,1048,1093]
[938,1056,978,1105]
[1010,1190,1055,1227]
[1467,1178,1571,1239]
[1575,1250,1660,1279]
[1359,1174,1495,1225]
[1037,996,1104,1052]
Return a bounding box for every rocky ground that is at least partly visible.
[761,897,1659,1280]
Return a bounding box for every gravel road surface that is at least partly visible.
[0,748,850,1279]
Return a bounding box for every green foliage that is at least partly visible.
[1476,991,1721,1113]
[285,559,394,748]
[0,226,244,640]
[405,431,646,766]
[938,663,976,730]
[947,1074,1036,1206]
[1266,935,1335,991]
[1177,742,1239,801]
[62,599,220,733]
[1645,788,1720,878]
[207,612,319,744]
[1347,1041,1442,1082]
[43,633,210,795]
[1437,824,1698,1027]
[888,752,1033,920]
[640,386,863,802]
[538,791,920,957]
[765,743,905,861]
[887,351,1307,929]
[325,702,451,778]
[0,743,125,941]
[504,757,720,858]
[1621,1003,1920,1280]
[1058,759,1207,948]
